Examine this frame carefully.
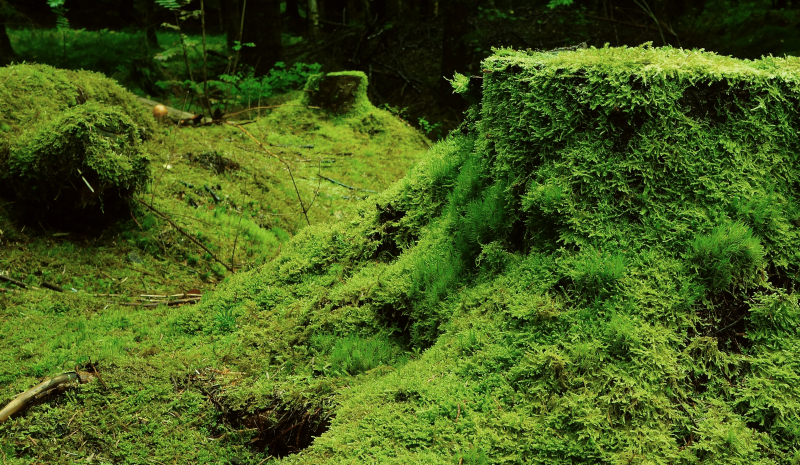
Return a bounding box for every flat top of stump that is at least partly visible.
[485,45,800,81]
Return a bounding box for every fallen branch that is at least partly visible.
[136,199,234,273]
[0,371,94,423]
[0,275,27,289]
[319,175,377,193]
[136,97,210,125]
[167,298,201,306]
[41,281,64,293]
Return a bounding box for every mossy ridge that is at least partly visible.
[187,46,800,463]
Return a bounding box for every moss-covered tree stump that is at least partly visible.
[304,72,371,115]
[0,64,154,225]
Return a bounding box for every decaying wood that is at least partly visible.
[0,371,94,423]
[0,275,67,293]
[136,97,210,125]
[41,281,64,292]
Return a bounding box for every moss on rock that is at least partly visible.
[0,64,154,223]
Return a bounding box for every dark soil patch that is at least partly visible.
[225,406,332,457]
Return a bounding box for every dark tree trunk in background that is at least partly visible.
[324,0,348,23]
[285,0,305,33]
[439,0,470,109]
[118,0,136,28]
[0,25,16,66]
[307,0,319,37]
[240,0,282,75]
[372,0,387,21]
[0,3,17,66]
[347,0,363,23]
[417,0,434,17]
[145,0,159,49]
[221,0,241,53]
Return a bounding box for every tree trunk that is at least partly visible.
[372,0,388,21]
[118,0,137,29]
[419,0,434,17]
[324,0,348,23]
[439,0,470,109]
[307,0,319,37]
[221,0,242,53]
[145,0,159,49]
[240,0,283,76]
[0,5,16,67]
[285,0,305,33]
[347,0,364,23]
[0,26,15,66]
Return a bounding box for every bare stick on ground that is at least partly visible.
[0,275,27,289]
[0,372,94,423]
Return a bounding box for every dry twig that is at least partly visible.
[0,372,94,423]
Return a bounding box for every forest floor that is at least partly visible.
[3,43,800,465]
[0,92,429,463]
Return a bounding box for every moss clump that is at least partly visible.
[0,64,154,223]
[6,102,149,215]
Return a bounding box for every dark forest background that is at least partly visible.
[1,0,800,134]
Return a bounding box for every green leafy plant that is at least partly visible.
[417,117,442,139]
[547,0,574,8]
[213,62,322,108]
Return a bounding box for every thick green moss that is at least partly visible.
[0,64,154,221]
[6,102,149,211]
[189,46,800,463]
[4,47,800,464]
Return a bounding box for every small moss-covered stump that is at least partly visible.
[0,63,154,225]
[304,72,370,115]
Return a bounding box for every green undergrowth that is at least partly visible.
[4,45,800,464]
[5,28,312,115]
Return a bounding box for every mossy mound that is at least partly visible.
[179,46,800,463]
[0,64,154,224]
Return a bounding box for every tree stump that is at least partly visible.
[304,72,369,115]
